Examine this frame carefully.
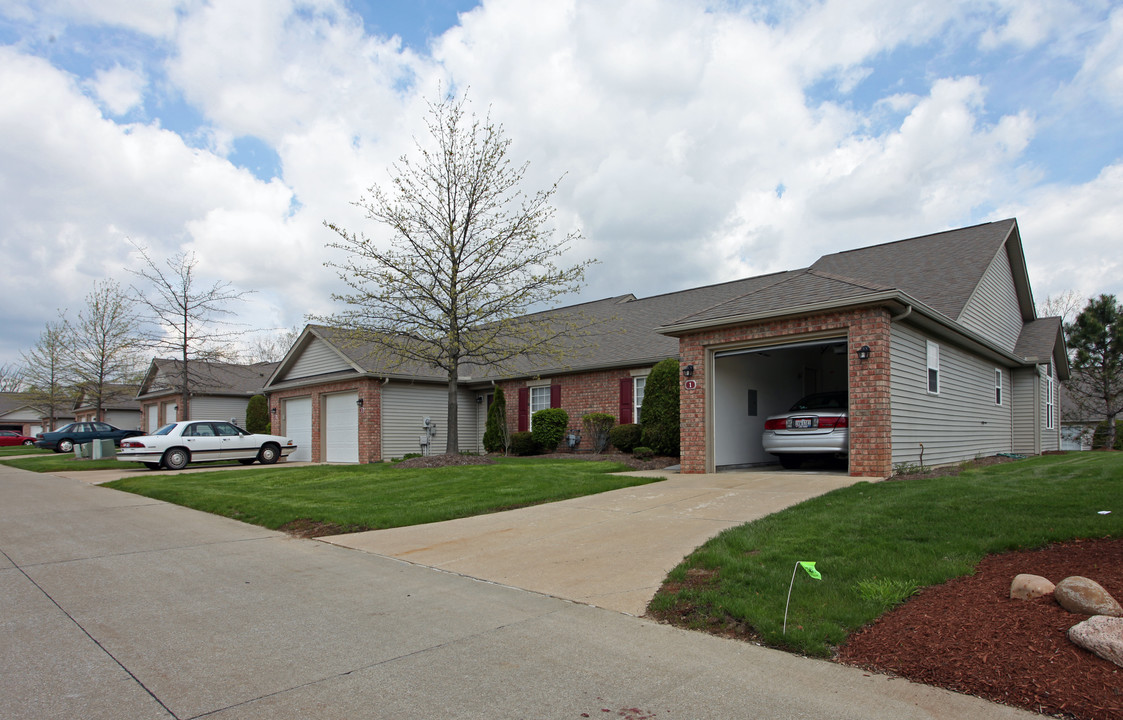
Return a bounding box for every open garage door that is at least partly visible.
[283,397,312,462]
[713,338,848,470]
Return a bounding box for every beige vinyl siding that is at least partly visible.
[890,323,1013,467]
[282,338,352,381]
[189,396,251,425]
[957,251,1023,352]
[380,382,481,459]
[1012,367,1038,454]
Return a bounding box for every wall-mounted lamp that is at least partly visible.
[856,345,871,361]
[476,396,483,404]
[682,364,695,378]
[271,407,277,415]
[356,397,364,409]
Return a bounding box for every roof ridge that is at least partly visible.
[816,218,1016,261]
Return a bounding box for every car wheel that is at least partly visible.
[144,462,161,470]
[22,439,34,446]
[237,458,256,465]
[161,447,190,471]
[257,443,280,465]
[778,454,803,470]
[58,439,74,453]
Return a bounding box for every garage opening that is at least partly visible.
[713,338,848,471]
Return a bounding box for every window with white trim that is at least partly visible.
[529,386,551,428]
[994,368,1002,405]
[1045,373,1055,430]
[926,341,940,394]
[633,376,646,423]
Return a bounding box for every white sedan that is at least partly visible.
[117,421,298,470]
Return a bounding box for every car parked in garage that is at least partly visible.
[34,422,145,453]
[117,420,298,470]
[762,391,848,469]
[0,430,38,446]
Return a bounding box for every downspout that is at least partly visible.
[890,305,913,322]
[1034,365,1043,455]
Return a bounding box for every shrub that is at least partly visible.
[640,358,680,456]
[509,431,538,456]
[1091,419,1123,450]
[633,446,654,460]
[609,423,642,453]
[582,413,616,454]
[245,394,271,433]
[531,408,568,452]
[482,387,509,454]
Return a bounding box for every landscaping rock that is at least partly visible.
[1067,615,1123,668]
[1010,573,1055,600]
[1054,576,1123,617]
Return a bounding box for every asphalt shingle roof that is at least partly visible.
[141,359,279,397]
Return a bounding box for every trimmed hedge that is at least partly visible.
[640,358,680,456]
[510,431,537,456]
[531,408,568,452]
[609,423,642,453]
[246,394,270,433]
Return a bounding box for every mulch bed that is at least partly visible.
[836,537,1123,720]
[391,451,679,471]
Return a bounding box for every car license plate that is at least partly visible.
[792,417,814,429]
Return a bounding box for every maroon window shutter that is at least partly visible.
[619,378,633,424]
[518,387,529,432]
[550,384,561,409]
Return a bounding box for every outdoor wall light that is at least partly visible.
[356,397,364,409]
[271,407,277,415]
[682,364,695,378]
[856,345,872,361]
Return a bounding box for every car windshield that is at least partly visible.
[788,392,848,412]
[153,424,177,435]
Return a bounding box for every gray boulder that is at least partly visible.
[1068,615,1123,668]
[1010,573,1055,600]
[1054,576,1123,617]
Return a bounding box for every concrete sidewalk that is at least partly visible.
[0,465,1036,719]
[325,468,861,615]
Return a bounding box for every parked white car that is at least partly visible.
[117,421,297,470]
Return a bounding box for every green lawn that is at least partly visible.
[104,457,655,533]
[0,446,50,457]
[648,452,1123,658]
[0,454,124,471]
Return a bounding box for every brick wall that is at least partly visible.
[677,307,893,477]
[268,378,382,463]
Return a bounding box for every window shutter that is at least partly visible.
[619,378,633,424]
[518,387,529,432]
[550,384,561,409]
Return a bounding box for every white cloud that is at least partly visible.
[88,64,146,115]
[1071,6,1123,109]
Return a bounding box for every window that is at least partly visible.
[1046,373,1055,430]
[633,376,646,423]
[529,386,551,428]
[994,368,1002,405]
[926,341,940,394]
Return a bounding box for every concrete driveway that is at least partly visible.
[0,464,1036,720]
[325,467,863,616]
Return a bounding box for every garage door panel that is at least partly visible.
[284,397,312,462]
[324,392,358,463]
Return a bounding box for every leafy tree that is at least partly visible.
[66,280,144,421]
[245,394,270,433]
[640,358,681,456]
[129,243,252,420]
[19,320,74,429]
[1065,294,1123,449]
[482,386,509,454]
[321,91,595,453]
[581,412,615,454]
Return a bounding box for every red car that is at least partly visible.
[0,430,37,446]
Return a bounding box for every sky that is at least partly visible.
[2,0,1122,367]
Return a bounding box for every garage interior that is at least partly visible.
[713,338,849,470]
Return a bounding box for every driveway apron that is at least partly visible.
[324,468,860,616]
[0,464,1036,720]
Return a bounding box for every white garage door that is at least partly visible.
[324,392,359,463]
[284,397,312,462]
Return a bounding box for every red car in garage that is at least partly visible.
[0,430,38,446]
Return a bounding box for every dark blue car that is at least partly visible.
[35,422,145,453]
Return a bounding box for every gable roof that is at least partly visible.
[73,384,141,412]
[138,359,279,399]
[1015,317,1070,379]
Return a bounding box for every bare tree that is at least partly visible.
[129,244,252,420]
[1038,290,1083,325]
[0,363,23,392]
[242,325,302,363]
[322,91,595,453]
[19,320,74,430]
[66,280,144,421]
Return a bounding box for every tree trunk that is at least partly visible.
[446,364,459,454]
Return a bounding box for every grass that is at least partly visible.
[0,454,126,471]
[104,456,656,532]
[0,446,50,457]
[648,452,1123,658]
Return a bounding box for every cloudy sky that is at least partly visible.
[2,0,1122,367]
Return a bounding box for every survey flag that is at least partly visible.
[799,561,821,580]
